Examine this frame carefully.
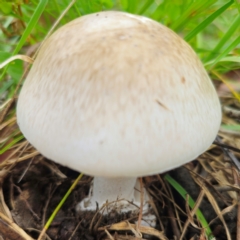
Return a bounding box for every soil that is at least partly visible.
[0,148,237,240]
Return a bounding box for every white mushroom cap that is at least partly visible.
[17,11,221,178]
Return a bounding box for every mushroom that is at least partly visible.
[17,11,221,223]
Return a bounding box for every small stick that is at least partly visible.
[232,168,240,240]
[137,177,144,229]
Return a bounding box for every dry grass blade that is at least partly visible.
[165,180,183,235]
[193,177,231,240]
[0,117,16,131]
[40,160,67,179]
[232,168,240,240]
[0,188,12,220]
[103,233,148,240]
[0,55,33,69]
[0,211,33,240]
[0,99,12,111]
[180,191,206,240]
[137,177,144,230]
[98,221,168,240]
[104,229,114,240]
[209,204,237,226]
[127,221,142,238]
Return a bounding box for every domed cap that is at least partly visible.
[17,11,221,177]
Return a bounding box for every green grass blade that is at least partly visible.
[126,0,138,13]
[164,174,213,239]
[171,0,217,32]
[206,35,240,69]
[235,0,240,13]
[73,2,82,16]
[38,173,84,239]
[204,56,240,67]
[0,135,24,154]
[184,0,234,42]
[138,0,153,15]
[221,124,240,131]
[0,0,48,82]
[205,12,240,62]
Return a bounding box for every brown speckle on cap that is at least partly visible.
[156,99,169,111]
[181,77,186,84]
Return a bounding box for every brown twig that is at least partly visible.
[137,177,144,229]
[167,200,181,239]
[232,168,240,240]
[180,191,205,240]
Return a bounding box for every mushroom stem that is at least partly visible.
[78,177,149,213]
[92,177,137,204]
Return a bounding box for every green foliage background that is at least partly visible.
[0,0,240,98]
